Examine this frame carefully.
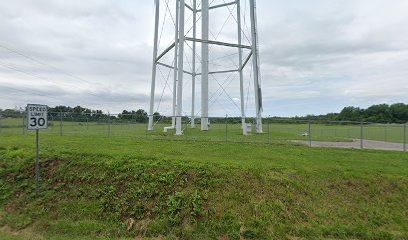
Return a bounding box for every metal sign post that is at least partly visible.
[27,104,48,197]
[35,129,40,197]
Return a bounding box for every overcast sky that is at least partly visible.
[0,0,407,116]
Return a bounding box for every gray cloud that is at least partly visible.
[0,0,407,116]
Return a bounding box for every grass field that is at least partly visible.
[0,131,407,239]
[1,117,407,145]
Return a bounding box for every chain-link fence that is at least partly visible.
[0,112,407,152]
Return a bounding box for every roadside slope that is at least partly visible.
[1,136,407,239]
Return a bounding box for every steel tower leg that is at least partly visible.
[148,0,160,131]
[175,0,186,135]
[249,0,263,133]
[201,0,209,131]
[172,0,180,128]
[237,0,245,129]
[191,0,197,128]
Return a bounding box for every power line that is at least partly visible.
[0,62,119,109]
[0,84,64,103]
[0,61,103,99]
[0,42,143,109]
[0,43,104,87]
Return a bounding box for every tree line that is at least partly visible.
[47,106,154,123]
[0,106,166,123]
[1,103,408,124]
[291,103,408,123]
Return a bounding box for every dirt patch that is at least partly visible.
[0,225,40,239]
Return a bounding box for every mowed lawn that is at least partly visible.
[1,117,407,144]
[0,133,407,239]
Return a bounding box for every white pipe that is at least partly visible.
[148,0,160,131]
[237,0,245,129]
[249,0,263,133]
[172,0,180,127]
[191,0,197,128]
[175,0,186,135]
[201,0,209,131]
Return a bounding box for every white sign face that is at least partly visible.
[27,104,48,130]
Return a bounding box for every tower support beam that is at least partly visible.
[201,0,209,131]
[150,0,264,135]
[196,1,237,11]
[185,37,251,49]
[237,0,246,129]
[191,0,197,128]
[148,0,160,131]
[156,42,175,62]
[175,0,186,135]
[249,0,263,133]
[172,0,180,128]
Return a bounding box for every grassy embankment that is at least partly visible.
[0,133,407,239]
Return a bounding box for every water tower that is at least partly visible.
[148,0,263,135]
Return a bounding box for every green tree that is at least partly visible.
[390,103,408,123]
[364,104,392,123]
[135,109,147,123]
[337,107,363,121]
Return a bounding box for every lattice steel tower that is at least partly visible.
[148,0,263,135]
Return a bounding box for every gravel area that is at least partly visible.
[292,139,407,152]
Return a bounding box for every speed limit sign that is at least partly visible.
[27,104,48,197]
[27,104,48,130]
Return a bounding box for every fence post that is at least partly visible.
[136,114,139,135]
[128,115,131,129]
[186,115,189,142]
[268,116,270,144]
[108,113,111,138]
[131,113,135,133]
[384,125,388,142]
[145,117,148,140]
[59,112,63,136]
[360,122,364,149]
[225,114,228,143]
[257,118,260,145]
[308,121,312,147]
[22,113,25,135]
[404,123,406,152]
